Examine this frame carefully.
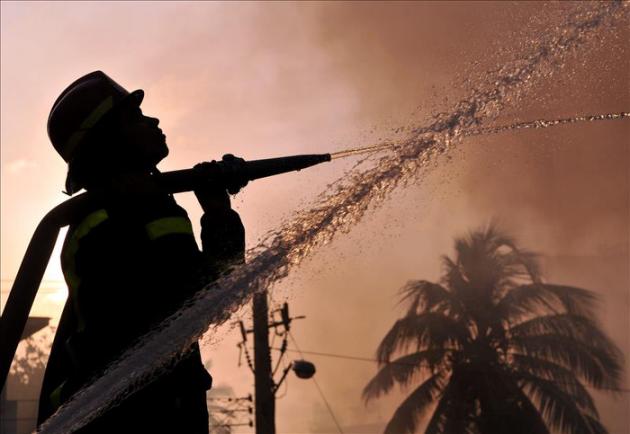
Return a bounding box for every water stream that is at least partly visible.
[38,2,628,432]
[331,112,629,159]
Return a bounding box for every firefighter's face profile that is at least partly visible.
[114,104,169,169]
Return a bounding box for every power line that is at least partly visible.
[272,346,630,394]
[274,347,384,364]
[288,331,345,434]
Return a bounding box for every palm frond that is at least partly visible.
[511,354,597,415]
[383,373,446,434]
[542,284,599,317]
[423,384,451,434]
[510,334,622,389]
[517,372,608,434]
[441,255,469,295]
[498,284,599,322]
[454,234,502,296]
[493,239,541,283]
[510,314,622,361]
[376,312,467,364]
[363,349,451,403]
[494,248,542,286]
[398,280,456,315]
[446,223,542,302]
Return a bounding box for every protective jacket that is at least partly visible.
[38,190,244,433]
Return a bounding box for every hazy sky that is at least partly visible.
[1,2,628,433]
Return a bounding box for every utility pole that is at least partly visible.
[237,293,315,434]
[252,290,275,434]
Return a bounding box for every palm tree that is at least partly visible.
[363,224,623,434]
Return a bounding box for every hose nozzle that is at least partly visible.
[158,153,332,194]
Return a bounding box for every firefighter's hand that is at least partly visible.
[220,154,249,194]
[194,161,231,213]
[194,155,248,212]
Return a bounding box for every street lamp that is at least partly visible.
[274,359,316,392]
[292,359,316,379]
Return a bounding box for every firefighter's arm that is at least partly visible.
[194,157,246,276]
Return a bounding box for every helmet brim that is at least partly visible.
[127,89,144,107]
[114,89,144,112]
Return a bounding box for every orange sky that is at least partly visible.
[1,2,628,433]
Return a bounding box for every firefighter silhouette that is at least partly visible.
[39,71,245,433]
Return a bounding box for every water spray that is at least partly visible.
[464,111,629,138]
[330,111,630,159]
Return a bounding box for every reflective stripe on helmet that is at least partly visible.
[62,209,109,330]
[64,95,114,159]
[145,216,194,240]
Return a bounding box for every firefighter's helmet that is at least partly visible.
[48,71,144,163]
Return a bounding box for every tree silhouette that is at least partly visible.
[363,225,623,434]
